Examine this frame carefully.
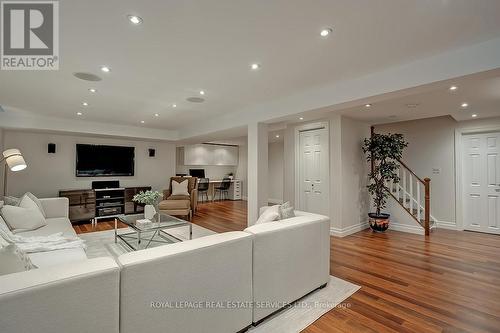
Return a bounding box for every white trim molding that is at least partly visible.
[330,222,369,238]
[389,222,425,235]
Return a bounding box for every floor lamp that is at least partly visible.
[1,149,27,197]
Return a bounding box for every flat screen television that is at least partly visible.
[76,144,135,177]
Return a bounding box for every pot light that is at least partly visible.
[172,104,177,108]
[449,85,457,91]
[275,135,280,138]
[100,66,111,73]
[154,113,159,117]
[199,90,205,95]
[320,28,333,37]
[299,117,304,120]
[76,112,83,116]
[82,102,89,106]
[461,103,469,108]
[89,88,97,93]
[127,15,143,25]
[472,114,477,118]
[140,120,145,124]
[365,104,372,108]
[251,63,261,70]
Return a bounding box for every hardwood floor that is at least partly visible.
[74,201,500,333]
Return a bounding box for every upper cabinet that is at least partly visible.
[183,144,238,166]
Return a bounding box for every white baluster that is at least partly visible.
[402,169,406,207]
[409,174,413,213]
[417,182,421,221]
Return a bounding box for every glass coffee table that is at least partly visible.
[115,213,192,251]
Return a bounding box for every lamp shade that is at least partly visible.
[2,149,27,171]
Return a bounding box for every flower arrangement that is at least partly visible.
[132,190,161,206]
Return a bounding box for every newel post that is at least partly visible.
[424,178,431,236]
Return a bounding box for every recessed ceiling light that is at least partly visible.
[199,90,205,95]
[89,88,97,93]
[172,104,177,108]
[127,15,143,25]
[82,102,89,106]
[100,66,111,73]
[154,113,159,117]
[251,63,261,70]
[461,103,469,108]
[299,117,304,120]
[275,135,280,138]
[320,28,333,37]
[472,114,477,118]
[365,104,372,108]
[449,85,458,91]
[76,112,83,116]
[140,120,145,124]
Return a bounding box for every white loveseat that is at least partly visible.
[0,198,330,333]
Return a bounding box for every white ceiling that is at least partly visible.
[1,0,500,138]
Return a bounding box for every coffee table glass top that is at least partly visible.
[118,213,188,231]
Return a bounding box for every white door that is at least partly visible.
[298,127,329,216]
[463,132,500,234]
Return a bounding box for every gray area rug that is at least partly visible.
[79,226,360,332]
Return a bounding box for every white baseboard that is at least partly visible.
[389,222,425,235]
[242,196,248,201]
[435,220,458,230]
[268,198,284,204]
[330,222,369,237]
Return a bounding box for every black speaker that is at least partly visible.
[48,143,56,154]
[148,148,156,157]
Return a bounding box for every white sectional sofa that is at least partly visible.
[0,198,331,333]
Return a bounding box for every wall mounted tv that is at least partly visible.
[76,144,135,177]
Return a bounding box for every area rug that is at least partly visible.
[79,224,216,259]
[249,276,360,333]
[79,226,360,332]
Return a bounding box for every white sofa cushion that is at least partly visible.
[1,204,46,233]
[255,205,280,224]
[17,217,77,238]
[118,231,253,333]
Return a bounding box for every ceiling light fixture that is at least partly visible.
[251,63,261,70]
[76,112,83,116]
[172,104,177,108]
[154,113,159,117]
[275,135,280,138]
[320,28,333,37]
[82,102,89,106]
[461,103,469,108]
[199,90,205,95]
[89,88,97,93]
[127,15,143,25]
[472,114,477,118]
[365,104,372,108]
[140,120,145,124]
[299,117,304,120]
[449,85,458,91]
[100,66,111,73]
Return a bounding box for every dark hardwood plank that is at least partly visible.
[74,201,500,332]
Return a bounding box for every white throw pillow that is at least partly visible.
[24,192,47,217]
[255,205,280,224]
[172,179,190,196]
[0,244,37,276]
[1,197,47,232]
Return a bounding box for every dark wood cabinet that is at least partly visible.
[124,187,151,214]
[60,186,151,223]
[59,189,96,222]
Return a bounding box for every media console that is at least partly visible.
[59,184,151,224]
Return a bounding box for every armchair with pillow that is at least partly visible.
[158,177,198,220]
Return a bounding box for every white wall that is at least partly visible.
[268,142,284,203]
[2,130,176,198]
[283,115,370,236]
[0,128,4,193]
[236,143,248,199]
[175,147,237,180]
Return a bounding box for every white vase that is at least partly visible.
[144,204,156,220]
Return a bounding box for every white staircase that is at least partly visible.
[386,160,436,235]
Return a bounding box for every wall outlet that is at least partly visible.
[432,168,441,174]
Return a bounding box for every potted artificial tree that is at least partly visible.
[362,133,408,232]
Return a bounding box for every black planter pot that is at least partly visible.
[368,213,390,232]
